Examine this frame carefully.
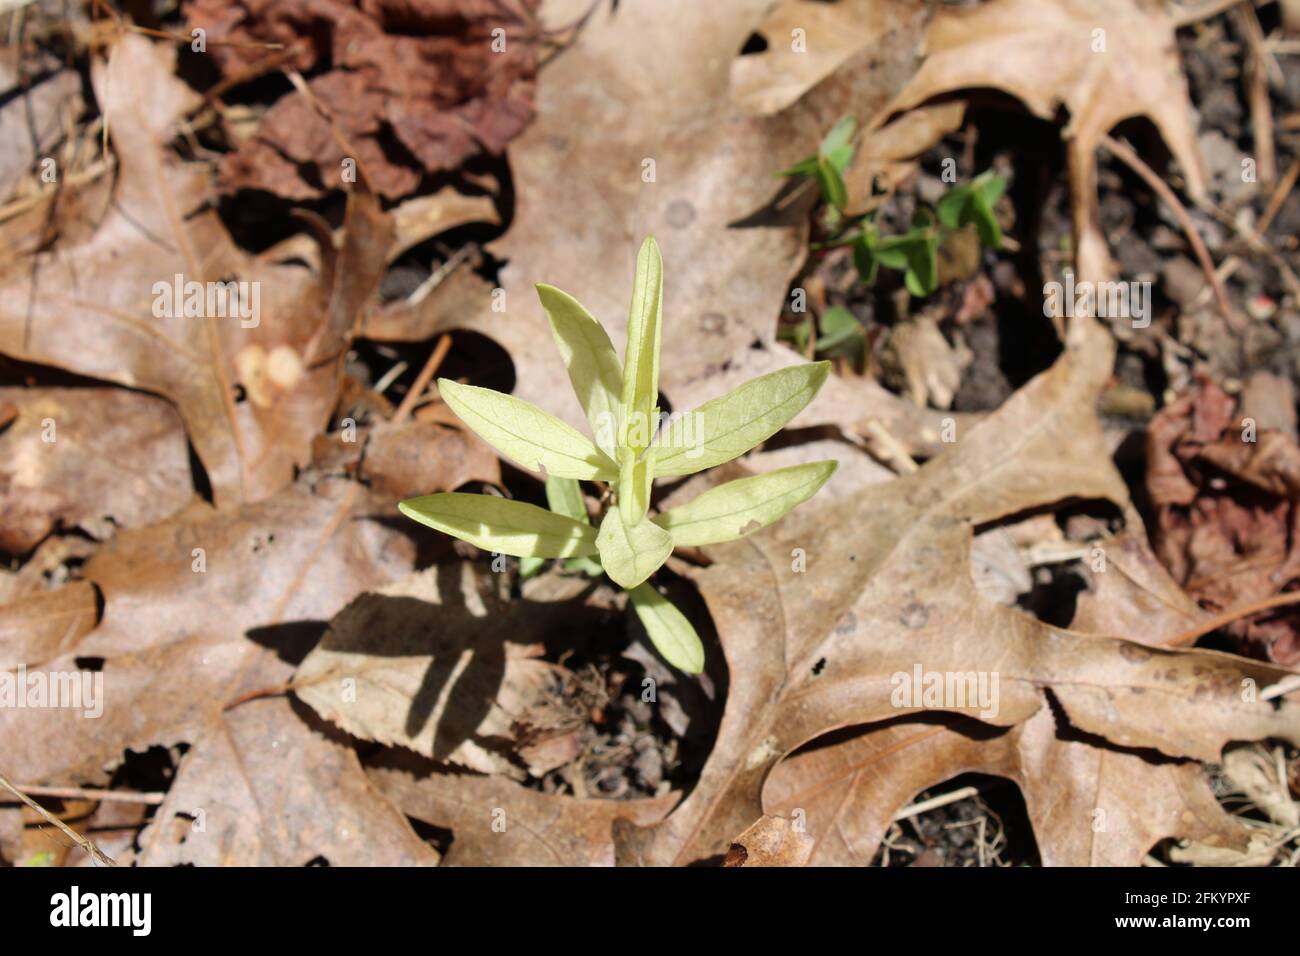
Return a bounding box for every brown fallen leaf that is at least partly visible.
[758,519,1254,867]
[728,0,919,116]
[357,419,500,502]
[388,188,499,264]
[190,0,541,200]
[764,706,1252,867]
[613,323,1300,866]
[878,315,972,409]
[1147,379,1300,665]
[0,580,97,671]
[361,266,492,344]
[367,752,678,866]
[724,814,815,866]
[294,566,597,775]
[0,478,417,785]
[136,697,437,866]
[1070,510,1206,642]
[880,0,1206,283]
[843,101,967,214]
[0,36,391,506]
[0,387,191,554]
[0,64,82,204]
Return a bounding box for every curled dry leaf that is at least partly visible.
[0,36,392,507]
[724,814,815,866]
[728,0,920,116]
[613,322,1300,866]
[387,188,500,264]
[0,387,191,554]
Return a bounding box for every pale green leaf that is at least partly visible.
[438,378,617,480]
[537,283,623,458]
[595,506,671,589]
[621,237,663,457]
[399,493,598,558]
[564,555,604,576]
[654,461,837,546]
[519,556,546,578]
[819,116,856,165]
[618,448,655,526]
[544,476,589,525]
[652,362,830,478]
[628,584,704,674]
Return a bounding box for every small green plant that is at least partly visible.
[779,119,1007,355]
[779,115,857,215]
[399,238,836,674]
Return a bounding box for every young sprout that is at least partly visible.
[399,238,836,674]
[783,116,1007,302]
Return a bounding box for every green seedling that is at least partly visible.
[779,116,857,213]
[936,169,1006,250]
[788,117,1007,303]
[399,238,836,674]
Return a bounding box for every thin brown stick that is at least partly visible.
[1162,591,1300,647]
[1099,134,1244,331]
[4,783,165,805]
[223,679,295,711]
[0,769,116,865]
[393,333,453,425]
[1172,0,1257,29]
[1237,4,1278,185]
[1257,156,1300,236]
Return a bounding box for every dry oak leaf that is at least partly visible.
[0,387,191,554]
[295,565,597,776]
[368,753,678,866]
[613,323,1300,866]
[876,0,1206,284]
[764,706,1252,867]
[0,478,418,785]
[728,0,920,116]
[136,697,438,866]
[441,0,961,458]
[0,35,392,507]
[759,517,1254,867]
[882,0,1207,199]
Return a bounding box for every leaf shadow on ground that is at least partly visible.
[292,562,615,764]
